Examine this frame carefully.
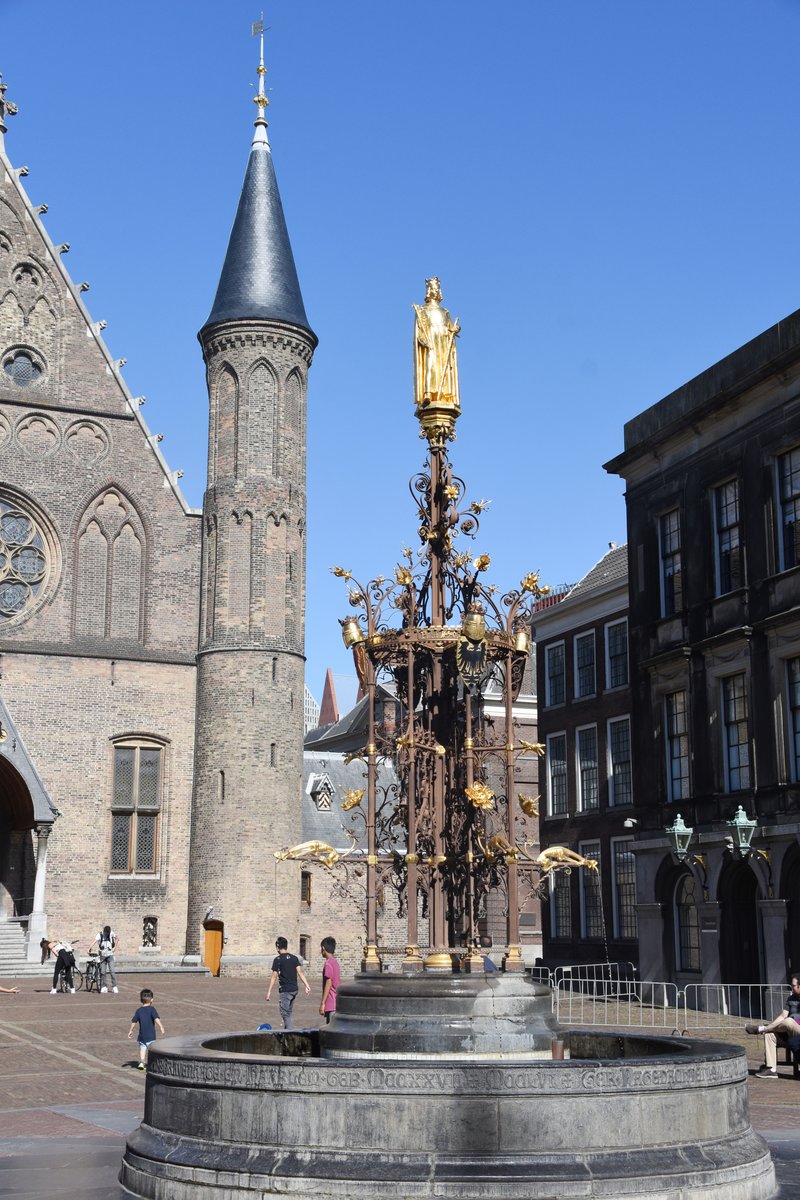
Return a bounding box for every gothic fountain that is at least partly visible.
[120,278,776,1199]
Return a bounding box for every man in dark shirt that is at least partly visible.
[266,937,311,1030]
[748,973,800,1078]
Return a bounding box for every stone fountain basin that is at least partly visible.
[121,1027,776,1199]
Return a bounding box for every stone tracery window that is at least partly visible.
[3,348,43,387]
[0,495,53,621]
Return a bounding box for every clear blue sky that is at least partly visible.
[4,1,800,703]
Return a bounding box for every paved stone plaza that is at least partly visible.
[0,973,798,1198]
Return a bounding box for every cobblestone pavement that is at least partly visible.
[0,973,797,1198]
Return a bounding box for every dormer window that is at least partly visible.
[308,771,334,811]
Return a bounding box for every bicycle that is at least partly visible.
[56,960,83,992]
[84,953,103,994]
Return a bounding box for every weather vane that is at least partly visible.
[252,13,270,126]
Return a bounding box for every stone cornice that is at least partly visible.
[200,323,315,365]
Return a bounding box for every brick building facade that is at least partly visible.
[0,73,316,972]
[535,546,634,968]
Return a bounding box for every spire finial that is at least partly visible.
[251,14,269,144]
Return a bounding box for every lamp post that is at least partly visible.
[666,813,708,900]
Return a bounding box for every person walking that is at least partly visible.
[266,937,311,1030]
[91,925,120,993]
[128,988,165,1070]
[319,937,341,1024]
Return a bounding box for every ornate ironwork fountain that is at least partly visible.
[277,277,596,973]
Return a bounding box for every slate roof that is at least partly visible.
[203,128,313,336]
[304,682,397,754]
[565,543,628,603]
[0,696,58,826]
[302,751,397,847]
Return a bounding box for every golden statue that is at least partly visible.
[413,277,460,411]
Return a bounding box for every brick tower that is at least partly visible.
[186,39,317,972]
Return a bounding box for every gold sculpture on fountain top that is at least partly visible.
[413,276,461,443]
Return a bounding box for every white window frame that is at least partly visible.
[665,690,690,803]
[610,836,638,940]
[549,868,572,940]
[546,731,568,817]
[721,673,750,793]
[607,715,632,807]
[544,641,566,707]
[604,618,629,690]
[777,447,800,572]
[658,508,683,618]
[713,478,742,596]
[575,723,599,812]
[574,631,596,699]
[786,657,800,783]
[578,839,602,939]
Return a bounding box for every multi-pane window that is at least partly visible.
[611,838,638,939]
[787,658,800,781]
[545,642,566,706]
[659,509,683,616]
[605,619,628,689]
[551,869,572,939]
[575,632,596,698]
[665,691,690,801]
[675,873,701,972]
[110,743,163,873]
[714,480,742,595]
[608,717,632,806]
[579,841,603,939]
[301,871,312,906]
[722,674,750,791]
[576,725,599,811]
[778,447,800,570]
[547,733,568,816]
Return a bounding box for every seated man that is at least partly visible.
[746,972,800,1079]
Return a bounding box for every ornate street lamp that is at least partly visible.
[665,813,694,862]
[666,813,708,900]
[726,805,757,856]
[725,805,773,896]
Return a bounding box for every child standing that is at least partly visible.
[128,988,164,1070]
[319,937,341,1024]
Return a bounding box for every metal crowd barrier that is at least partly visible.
[553,975,790,1038]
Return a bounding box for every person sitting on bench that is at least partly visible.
[747,973,800,1079]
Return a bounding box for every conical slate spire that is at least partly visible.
[202,42,311,335]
